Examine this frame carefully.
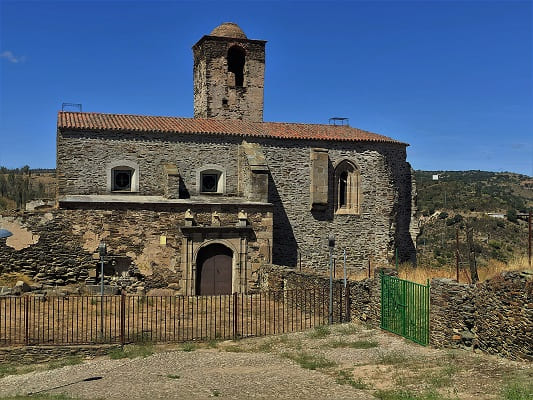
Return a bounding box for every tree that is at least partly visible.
[507,209,518,223]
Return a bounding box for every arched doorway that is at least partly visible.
[196,243,233,295]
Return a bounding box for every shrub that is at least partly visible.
[438,212,449,219]
[507,209,518,223]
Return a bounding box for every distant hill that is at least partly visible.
[0,166,56,210]
[415,170,532,215]
[414,170,532,268]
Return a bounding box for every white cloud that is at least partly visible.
[0,50,26,63]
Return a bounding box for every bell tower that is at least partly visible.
[193,23,266,122]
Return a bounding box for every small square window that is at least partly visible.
[201,173,219,192]
[112,169,132,191]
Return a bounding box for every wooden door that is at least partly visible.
[197,244,232,295]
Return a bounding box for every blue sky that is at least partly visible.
[1,0,532,175]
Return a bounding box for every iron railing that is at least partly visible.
[0,288,349,346]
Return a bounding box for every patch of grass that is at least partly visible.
[0,363,37,378]
[374,389,456,400]
[211,389,221,397]
[502,380,533,400]
[326,339,379,349]
[335,323,360,335]
[167,374,180,379]
[109,343,154,359]
[181,342,196,352]
[283,351,336,370]
[278,334,290,344]
[377,351,410,365]
[258,335,301,351]
[258,339,275,353]
[222,344,247,353]
[307,324,331,339]
[0,364,18,378]
[335,369,369,389]
[1,395,80,400]
[426,364,458,388]
[207,339,220,349]
[47,355,83,370]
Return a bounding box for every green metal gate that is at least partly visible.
[380,273,430,345]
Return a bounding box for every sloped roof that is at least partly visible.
[57,112,407,145]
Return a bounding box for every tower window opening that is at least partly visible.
[227,46,245,87]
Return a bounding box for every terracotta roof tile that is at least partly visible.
[57,111,407,145]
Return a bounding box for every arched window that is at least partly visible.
[334,160,361,214]
[227,46,245,87]
[106,160,139,193]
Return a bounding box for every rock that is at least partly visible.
[167,283,181,290]
[0,286,12,296]
[29,283,43,291]
[11,286,22,295]
[461,330,475,340]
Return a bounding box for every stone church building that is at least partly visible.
[2,23,416,295]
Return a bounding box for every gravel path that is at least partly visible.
[0,349,373,399]
[0,324,530,400]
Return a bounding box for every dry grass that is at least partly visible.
[398,255,531,284]
[0,273,34,287]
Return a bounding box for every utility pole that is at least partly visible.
[328,235,335,325]
[455,228,460,283]
[527,210,531,268]
[343,248,347,289]
[466,227,479,283]
[98,242,106,339]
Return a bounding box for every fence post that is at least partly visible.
[120,291,126,345]
[344,286,351,323]
[24,296,29,346]
[232,292,238,339]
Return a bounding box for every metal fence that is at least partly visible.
[0,289,349,346]
[380,273,430,345]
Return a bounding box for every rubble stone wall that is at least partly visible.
[0,345,120,364]
[259,265,532,361]
[0,205,272,294]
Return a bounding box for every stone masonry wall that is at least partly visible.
[257,138,414,270]
[259,265,397,327]
[475,271,532,360]
[260,265,532,361]
[193,36,265,122]
[0,345,120,364]
[0,204,272,294]
[429,278,476,348]
[57,129,416,273]
[57,131,243,198]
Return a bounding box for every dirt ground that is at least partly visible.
[0,322,531,400]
